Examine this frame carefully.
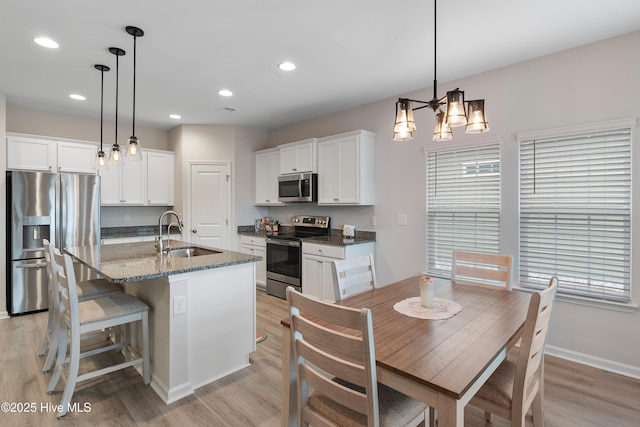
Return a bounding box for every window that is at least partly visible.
[519,125,632,302]
[426,143,501,277]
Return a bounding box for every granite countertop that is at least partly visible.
[237,227,376,247]
[65,240,261,283]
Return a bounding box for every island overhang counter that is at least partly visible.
[64,240,262,404]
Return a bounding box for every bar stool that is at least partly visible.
[38,240,123,373]
[47,249,150,418]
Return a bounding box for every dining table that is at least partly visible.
[280,276,530,427]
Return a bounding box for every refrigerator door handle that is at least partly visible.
[56,176,64,249]
[16,262,48,269]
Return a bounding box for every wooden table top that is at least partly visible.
[282,277,529,400]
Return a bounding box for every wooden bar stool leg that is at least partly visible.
[142,312,150,384]
[57,325,81,418]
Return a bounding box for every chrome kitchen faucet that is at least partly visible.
[157,210,184,253]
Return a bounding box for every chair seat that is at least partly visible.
[77,278,122,300]
[309,382,426,427]
[70,294,149,326]
[474,359,516,410]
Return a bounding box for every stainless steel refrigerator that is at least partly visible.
[6,171,101,315]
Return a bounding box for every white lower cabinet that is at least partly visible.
[302,241,375,303]
[240,235,267,290]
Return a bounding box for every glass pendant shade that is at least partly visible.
[393,99,416,142]
[95,150,108,170]
[465,99,489,133]
[445,89,467,127]
[109,144,122,165]
[125,136,143,161]
[433,110,453,141]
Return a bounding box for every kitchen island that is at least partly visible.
[64,240,261,404]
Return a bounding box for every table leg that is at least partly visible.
[281,325,296,427]
[437,393,464,427]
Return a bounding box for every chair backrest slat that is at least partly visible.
[451,250,513,290]
[332,254,377,301]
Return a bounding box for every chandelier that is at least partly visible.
[393,0,489,142]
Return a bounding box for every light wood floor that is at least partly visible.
[1,290,639,426]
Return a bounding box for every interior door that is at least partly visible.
[189,163,230,249]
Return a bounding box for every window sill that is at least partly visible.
[513,285,638,314]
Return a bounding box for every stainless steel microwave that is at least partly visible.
[278,173,317,202]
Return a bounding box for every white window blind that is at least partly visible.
[426,144,501,277]
[519,127,631,302]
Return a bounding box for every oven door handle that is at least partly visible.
[267,238,300,248]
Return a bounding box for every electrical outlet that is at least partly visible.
[173,295,186,316]
[370,216,376,226]
[397,214,408,226]
[124,214,130,222]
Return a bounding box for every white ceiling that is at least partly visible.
[2,0,640,131]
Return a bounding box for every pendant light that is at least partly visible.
[94,64,110,170]
[392,0,489,142]
[125,26,144,161]
[108,47,126,165]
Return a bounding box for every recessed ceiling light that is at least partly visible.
[33,37,59,49]
[218,89,233,97]
[69,94,86,101]
[169,114,181,119]
[278,62,296,71]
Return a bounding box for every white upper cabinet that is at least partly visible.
[278,138,318,174]
[56,141,98,174]
[317,130,376,205]
[100,148,174,206]
[146,150,174,205]
[254,148,282,205]
[100,147,145,206]
[7,134,97,174]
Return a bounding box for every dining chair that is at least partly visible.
[451,250,513,290]
[48,249,150,418]
[38,239,123,373]
[332,253,377,302]
[286,286,426,427]
[468,276,559,426]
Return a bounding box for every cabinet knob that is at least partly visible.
[191,229,198,234]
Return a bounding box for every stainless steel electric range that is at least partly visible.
[265,215,330,299]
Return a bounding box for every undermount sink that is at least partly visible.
[168,247,221,258]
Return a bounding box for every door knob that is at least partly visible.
[191,229,198,234]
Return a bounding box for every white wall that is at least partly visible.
[6,105,168,150]
[168,124,267,250]
[265,31,640,376]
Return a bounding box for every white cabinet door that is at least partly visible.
[146,151,174,205]
[317,140,338,204]
[122,159,145,205]
[302,254,324,301]
[279,145,298,174]
[7,136,56,172]
[317,130,375,205]
[99,165,123,205]
[241,242,267,289]
[57,141,98,173]
[255,149,282,205]
[278,138,317,174]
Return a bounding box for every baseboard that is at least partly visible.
[0,311,9,320]
[546,344,640,380]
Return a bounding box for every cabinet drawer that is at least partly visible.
[302,242,345,259]
[240,235,266,247]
